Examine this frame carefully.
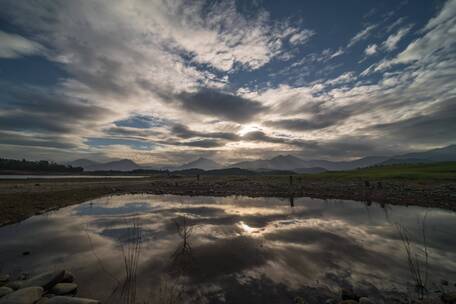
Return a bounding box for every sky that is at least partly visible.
[0,0,455,165]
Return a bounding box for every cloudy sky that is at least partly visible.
[0,0,455,165]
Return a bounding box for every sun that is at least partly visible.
[238,124,260,136]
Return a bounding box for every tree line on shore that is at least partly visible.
[0,158,83,172]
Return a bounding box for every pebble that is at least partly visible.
[20,270,65,290]
[0,287,13,297]
[359,297,375,304]
[0,275,9,283]
[0,286,43,304]
[46,296,100,304]
[50,283,77,295]
[61,271,74,283]
[5,282,23,291]
[442,291,456,304]
[341,288,359,301]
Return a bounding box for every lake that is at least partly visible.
[0,194,455,303]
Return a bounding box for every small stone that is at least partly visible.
[20,270,65,290]
[442,292,456,304]
[339,301,358,304]
[359,297,375,304]
[50,283,77,295]
[341,288,359,301]
[0,286,43,304]
[36,299,48,304]
[0,287,13,297]
[61,271,74,283]
[46,296,100,304]
[0,275,9,283]
[5,282,23,291]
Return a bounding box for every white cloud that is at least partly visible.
[367,0,456,74]
[288,29,315,45]
[326,72,356,86]
[329,48,345,59]
[0,30,43,58]
[383,25,412,51]
[364,44,378,56]
[347,24,377,48]
[386,17,405,32]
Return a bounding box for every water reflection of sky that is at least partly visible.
[0,194,455,303]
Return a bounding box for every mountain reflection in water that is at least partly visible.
[0,194,455,303]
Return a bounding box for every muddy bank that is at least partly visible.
[0,175,455,226]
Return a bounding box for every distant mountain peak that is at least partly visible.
[178,157,221,170]
[271,154,303,161]
[80,158,141,171]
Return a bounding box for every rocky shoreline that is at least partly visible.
[1,269,455,303]
[1,176,455,227]
[0,269,99,303]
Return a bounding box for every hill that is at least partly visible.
[382,145,456,165]
[303,162,456,181]
[177,157,222,170]
[85,159,141,171]
[67,159,99,169]
[229,155,388,171]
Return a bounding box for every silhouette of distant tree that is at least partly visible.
[0,158,83,172]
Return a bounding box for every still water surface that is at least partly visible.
[0,195,455,303]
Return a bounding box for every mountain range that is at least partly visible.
[68,144,456,172]
[67,159,141,171]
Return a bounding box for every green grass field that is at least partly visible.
[299,162,456,181]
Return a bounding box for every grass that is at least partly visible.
[396,214,430,300]
[299,162,456,181]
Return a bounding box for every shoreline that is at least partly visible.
[1,176,455,227]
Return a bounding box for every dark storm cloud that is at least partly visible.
[267,103,355,131]
[365,98,456,145]
[242,131,290,144]
[0,131,78,149]
[171,124,239,140]
[0,84,111,133]
[175,89,267,122]
[169,139,225,148]
[266,118,334,131]
[240,131,400,159]
[184,139,224,148]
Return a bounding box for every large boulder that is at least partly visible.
[20,271,65,290]
[46,297,100,304]
[0,286,43,304]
